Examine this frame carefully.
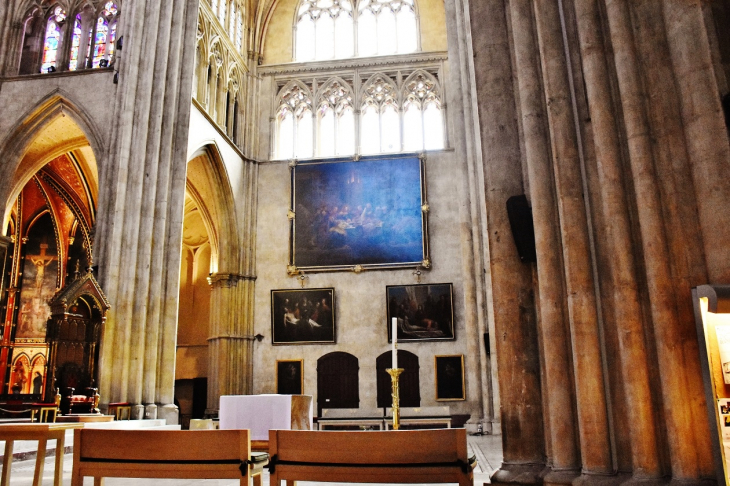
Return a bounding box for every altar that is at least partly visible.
[219,394,313,441]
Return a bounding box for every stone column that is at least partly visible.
[603,0,710,480]
[94,0,199,415]
[661,0,730,284]
[532,0,613,478]
[469,0,545,482]
[444,0,493,432]
[507,1,579,483]
[573,0,662,482]
[206,273,256,413]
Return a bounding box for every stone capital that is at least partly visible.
[207,272,257,288]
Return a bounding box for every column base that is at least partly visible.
[158,403,179,425]
[573,472,629,486]
[668,478,717,486]
[619,475,666,486]
[144,403,158,420]
[491,463,545,485]
[542,468,580,486]
[132,404,145,420]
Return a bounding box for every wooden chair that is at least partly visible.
[72,428,268,486]
[268,428,475,486]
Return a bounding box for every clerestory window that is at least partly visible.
[30,2,120,74]
[273,71,444,159]
[294,0,417,62]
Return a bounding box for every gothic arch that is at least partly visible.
[0,91,103,227]
[186,142,240,273]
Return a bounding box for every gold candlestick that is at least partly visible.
[386,368,404,430]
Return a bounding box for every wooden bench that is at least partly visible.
[72,428,268,486]
[268,428,475,486]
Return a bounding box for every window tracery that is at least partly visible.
[276,83,314,160]
[317,79,355,156]
[295,0,354,62]
[22,2,121,75]
[361,75,399,154]
[272,70,444,159]
[403,72,443,151]
[294,0,417,61]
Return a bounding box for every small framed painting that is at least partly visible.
[271,288,335,344]
[276,359,304,395]
[434,355,465,401]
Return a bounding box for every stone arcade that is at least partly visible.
[0,0,729,485]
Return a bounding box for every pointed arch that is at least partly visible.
[186,141,240,273]
[0,91,103,228]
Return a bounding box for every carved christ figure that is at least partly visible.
[28,244,55,294]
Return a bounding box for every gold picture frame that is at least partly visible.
[276,359,304,395]
[434,354,465,401]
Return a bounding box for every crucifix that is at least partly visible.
[27,243,56,295]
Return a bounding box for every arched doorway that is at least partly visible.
[317,351,359,416]
[376,350,420,408]
[176,144,239,425]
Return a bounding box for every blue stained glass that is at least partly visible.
[41,19,61,72]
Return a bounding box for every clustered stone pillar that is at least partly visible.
[94,0,199,422]
[470,0,545,482]
[507,1,579,483]
[206,273,257,413]
[466,0,730,484]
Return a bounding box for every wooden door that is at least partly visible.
[317,352,359,415]
[376,350,420,408]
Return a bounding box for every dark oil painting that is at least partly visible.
[387,283,454,342]
[271,288,335,344]
[291,155,427,270]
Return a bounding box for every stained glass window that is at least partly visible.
[92,17,109,68]
[92,3,118,68]
[69,14,83,71]
[41,7,66,73]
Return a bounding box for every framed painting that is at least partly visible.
[387,283,454,342]
[271,288,335,344]
[288,154,430,273]
[276,359,303,395]
[434,355,465,401]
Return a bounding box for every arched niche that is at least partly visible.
[46,270,109,407]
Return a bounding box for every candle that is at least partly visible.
[392,317,398,369]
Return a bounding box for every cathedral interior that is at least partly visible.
[0,0,729,484]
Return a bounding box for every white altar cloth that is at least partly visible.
[219,394,313,441]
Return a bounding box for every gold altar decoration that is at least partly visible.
[386,368,404,430]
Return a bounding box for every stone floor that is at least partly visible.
[1,430,502,486]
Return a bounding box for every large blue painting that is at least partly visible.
[290,155,429,272]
